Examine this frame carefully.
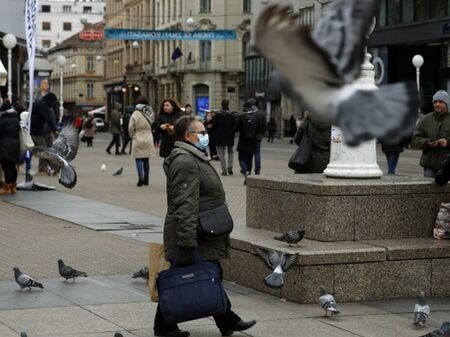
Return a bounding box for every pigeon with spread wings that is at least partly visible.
[254,246,298,288]
[254,1,418,146]
[32,126,79,188]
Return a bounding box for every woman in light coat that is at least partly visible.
[128,96,155,186]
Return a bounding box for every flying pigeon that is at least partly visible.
[58,259,88,281]
[132,267,149,282]
[419,322,450,337]
[113,167,123,176]
[254,247,298,288]
[254,1,419,147]
[319,287,340,316]
[414,291,431,327]
[274,229,305,246]
[13,267,44,291]
[32,126,79,188]
[101,163,106,171]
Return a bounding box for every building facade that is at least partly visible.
[47,22,105,114]
[103,0,251,117]
[37,0,106,51]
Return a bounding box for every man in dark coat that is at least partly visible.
[30,92,59,172]
[235,102,260,184]
[214,99,236,175]
[252,99,267,175]
[121,104,134,154]
[412,90,450,177]
[0,104,21,195]
[106,102,122,155]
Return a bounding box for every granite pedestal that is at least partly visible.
[222,174,450,303]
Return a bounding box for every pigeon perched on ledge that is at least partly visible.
[274,229,305,246]
[254,1,418,147]
[132,267,149,282]
[13,267,44,291]
[414,291,430,327]
[32,126,79,188]
[254,246,298,288]
[58,259,88,281]
[319,287,340,316]
[419,322,450,337]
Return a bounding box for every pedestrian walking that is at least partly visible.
[0,101,21,195]
[106,102,122,155]
[154,99,181,158]
[412,90,450,177]
[121,105,134,154]
[128,96,155,187]
[204,110,219,160]
[267,118,276,143]
[153,115,256,337]
[253,100,267,175]
[82,116,96,147]
[289,115,297,144]
[235,102,260,184]
[380,138,408,175]
[214,99,236,176]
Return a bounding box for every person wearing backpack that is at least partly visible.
[235,102,259,184]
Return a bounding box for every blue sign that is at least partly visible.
[105,29,237,41]
[196,96,210,120]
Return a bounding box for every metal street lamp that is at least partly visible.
[56,55,66,124]
[3,33,17,102]
[412,54,424,116]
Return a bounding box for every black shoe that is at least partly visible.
[154,327,190,337]
[115,152,121,155]
[106,149,111,155]
[137,179,143,187]
[143,178,149,185]
[255,171,260,175]
[221,171,228,176]
[228,168,233,175]
[220,320,256,336]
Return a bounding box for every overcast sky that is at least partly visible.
[0,0,26,39]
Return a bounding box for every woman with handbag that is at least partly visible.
[0,102,21,195]
[153,115,256,337]
[128,96,155,187]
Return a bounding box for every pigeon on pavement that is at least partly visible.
[414,291,431,327]
[254,246,298,288]
[114,333,124,337]
[254,1,418,147]
[13,267,44,291]
[132,267,149,281]
[32,126,79,188]
[274,229,305,246]
[20,333,28,337]
[419,322,450,337]
[113,167,123,176]
[58,259,88,281]
[319,287,340,316]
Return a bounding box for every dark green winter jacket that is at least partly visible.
[162,141,230,261]
[412,111,450,170]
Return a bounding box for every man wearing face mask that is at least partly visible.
[154,115,256,337]
[30,92,59,173]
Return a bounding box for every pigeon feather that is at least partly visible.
[13,267,44,290]
[319,287,340,315]
[58,259,88,281]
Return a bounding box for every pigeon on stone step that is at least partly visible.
[273,229,305,246]
[414,291,431,327]
[254,246,298,288]
[113,167,123,176]
[13,267,44,291]
[58,259,88,281]
[132,267,149,281]
[319,287,340,316]
[254,1,419,147]
[419,322,450,337]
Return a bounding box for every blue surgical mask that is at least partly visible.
[195,134,209,151]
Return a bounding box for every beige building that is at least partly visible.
[47,22,106,114]
[103,0,251,116]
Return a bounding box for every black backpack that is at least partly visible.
[243,113,257,140]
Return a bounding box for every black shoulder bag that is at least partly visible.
[288,119,312,173]
[198,205,234,240]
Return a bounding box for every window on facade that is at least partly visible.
[157,2,160,25]
[42,22,51,30]
[200,0,211,13]
[63,22,72,31]
[87,83,94,97]
[63,5,71,13]
[42,40,51,48]
[387,0,401,25]
[242,33,250,61]
[429,0,447,19]
[173,0,177,19]
[401,0,414,22]
[200,41,211,62]
[243,0,251,12]
[42,5,51,12]
[86,55,95,72]
[83,6,92,14]
[298,5,315,28]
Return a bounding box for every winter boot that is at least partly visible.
[10,183,16,194]
[0,183,11,195]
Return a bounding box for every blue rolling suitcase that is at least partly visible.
[157,260,228,324]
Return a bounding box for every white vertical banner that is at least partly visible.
[25,0,39,132]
